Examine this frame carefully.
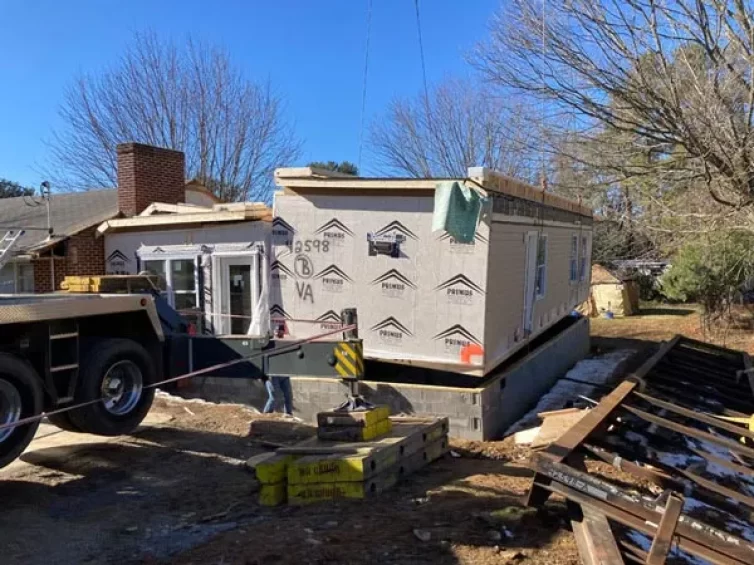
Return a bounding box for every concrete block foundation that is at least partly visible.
[183,317,590,441]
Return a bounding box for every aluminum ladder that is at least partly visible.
[0,230,24,271]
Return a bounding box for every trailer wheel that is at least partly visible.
[69,339,156,436]
[46,411,81,432]
[0,353,43,469]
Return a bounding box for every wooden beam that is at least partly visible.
[743,352,754,398]
[571,505,624,565]
[677,335,745,359]
[96,209,270,235]
[646,494,683,565]
[643,372,754,413]
[583,443,750,518]
[677,467,754,511]
[632,391,754,441]
[538,480,748,565]
[687,446,754,478]
[543,381,637,462]
[621,404,754,460]
[638,382,748,418]
[543,338,680,462]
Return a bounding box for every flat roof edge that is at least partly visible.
[274,167,592,218]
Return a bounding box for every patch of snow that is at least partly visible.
[625,530,651,551]
[155,390,260,412]
[626,529,711,565]
[623,431,649,446]
[681,495,754,545]
[684,437,754,496]
[514,426,541,445]
[505,350,634,435]
[650,449,696,468]
[683,497,710,513]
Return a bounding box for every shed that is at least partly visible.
[270,166,594,376]
[586,264,639,317]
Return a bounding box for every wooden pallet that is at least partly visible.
[60,274,165,293]
[288,436,448,505]
[316,417,392,442]
[526,335,754,565]
[286,417,448,485]
[253,417,449,506]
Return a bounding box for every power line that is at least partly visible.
[414,0,431,126]
[540,0,548,192]
[357,0,374,170]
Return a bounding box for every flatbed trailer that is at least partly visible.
[0,292,362,469]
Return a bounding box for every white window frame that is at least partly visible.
[139,253,200,311]
[211,250,262,335]
[569,234,579,283]
[535,234,547,299]
[579,234,590,282]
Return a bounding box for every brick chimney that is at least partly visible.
[116,142,186,217]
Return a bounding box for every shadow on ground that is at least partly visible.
[638,306,696,317]
[0,417,578,565]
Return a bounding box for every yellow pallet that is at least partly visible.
[317,418,392,442]
[255,453,295,484]
[259,482,287,507]
[288,448,398,485]
[287,471,398,505]
[287,436,448,505]
[287,418,447,485]
[316,405,391,428]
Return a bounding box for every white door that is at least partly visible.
[522,231,539,334]
[214,254,260,335]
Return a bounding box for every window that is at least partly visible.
[0,262,34,294]
[535,234,547,298]
[141,257,199,311]
[579,235,589,281]
[569,234,578,282]
[172,259,197,310]
[16,263,34,292]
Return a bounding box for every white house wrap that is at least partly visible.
[270,167,593,377]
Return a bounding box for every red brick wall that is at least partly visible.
[32,226,106,292]
[32,257,66,293]
[117,142,185,217]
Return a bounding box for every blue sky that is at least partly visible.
[0,0,500,188]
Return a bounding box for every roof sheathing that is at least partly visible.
[96,204,272,235]
[274,167,592,219]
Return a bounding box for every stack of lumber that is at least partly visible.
[60,275,165,293]
[248,412,449,507]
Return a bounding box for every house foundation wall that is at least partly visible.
[181,317,590,440]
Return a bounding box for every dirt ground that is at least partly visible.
[1,304,747,565]
[0,394,579,565]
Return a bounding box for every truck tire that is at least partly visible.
[46,411,81,432]
[69,338,156,436]
[0,353,43,469]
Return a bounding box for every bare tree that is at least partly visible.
[474,1,754,215]
[369,78,538,180]
[47,32,301,202]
